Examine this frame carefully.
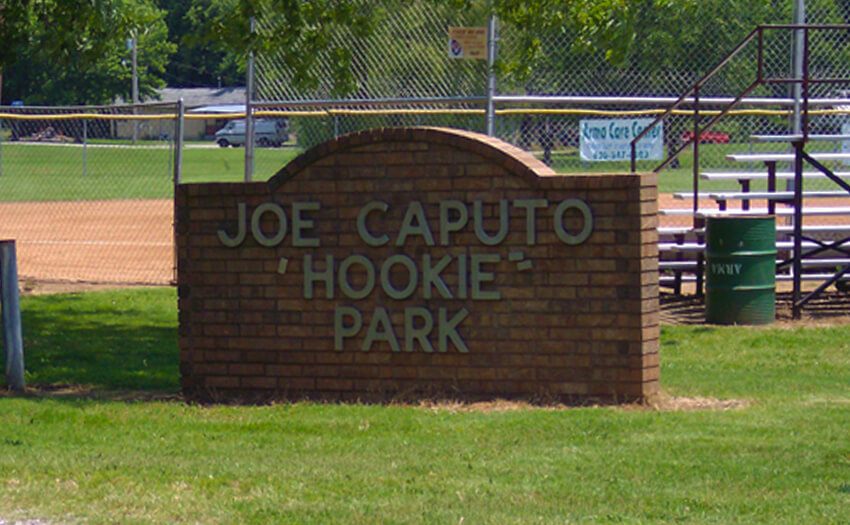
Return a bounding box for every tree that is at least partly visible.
[0,1,117,69]
[154,0,241,87]
[192,0,642,98]
[1,0,174,105]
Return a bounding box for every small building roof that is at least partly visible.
[151,87,246,109]
[188,104,246,114]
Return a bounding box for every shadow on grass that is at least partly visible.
[2,288,179,394]
[661,289,850,325]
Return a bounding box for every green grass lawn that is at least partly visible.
[4,139,841,200]
[0,140,809,202]
[1,287,849,523]
[544,141,792,194]
[0,143,301,201]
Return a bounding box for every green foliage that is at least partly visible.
[3,0,848,105]
[627,0,785,94]
[0,1,120,69]
[2,0,175,105]
[157,0,243,87]
[201,0,649,99]
[495,0,637,88]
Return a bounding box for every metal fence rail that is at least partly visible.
[2,95,850,285]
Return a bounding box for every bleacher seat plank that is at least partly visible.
[727,152,850,162]
[660,206,850,217]
[704,190,849,200]
[701,171,850,181]
[661,239,850,252]
[749,134,850,142]
[661,273,850,283]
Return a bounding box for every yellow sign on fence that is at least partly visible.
[448,27,487,60]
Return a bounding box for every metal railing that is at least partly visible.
[631,24,850,181]
[630,24,850,318]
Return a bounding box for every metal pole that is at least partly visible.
[485,3,497,137]
[791,0,805,136]
[792,141,804,319]
[173,99,184,284]
[244,17,256,183]
[1,240,24,391]
[174,99,184,185]
[82,119,87,177]
[131,34,139,145]
[693,86,700,218]
[790,2,806,292]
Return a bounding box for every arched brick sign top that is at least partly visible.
[267,127,556,190]
[176,126,660,404]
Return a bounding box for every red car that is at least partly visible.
[681,130,730,144]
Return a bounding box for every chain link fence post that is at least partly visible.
[1,239,24,391]
[174,99,184,185]
[485,3,497,136]
[245,17,256,182]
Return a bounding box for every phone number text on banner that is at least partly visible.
[579,118,663,162]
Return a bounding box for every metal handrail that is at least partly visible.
[629,26,762,173]
[630,24,850,175]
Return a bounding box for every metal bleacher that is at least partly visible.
[630,24,850,319]
[657,139,850,312]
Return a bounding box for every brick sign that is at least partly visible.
[176,127,659,403]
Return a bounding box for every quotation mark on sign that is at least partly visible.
[509,251,532,272]
[278,257,289,275]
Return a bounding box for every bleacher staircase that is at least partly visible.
[629,24,850,319]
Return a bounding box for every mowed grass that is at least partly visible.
[544,142,781,194]
[1,288,850,523]
[0,143,301,201]
[0,140,814,201]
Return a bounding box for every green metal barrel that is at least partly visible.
[705,216,776,325]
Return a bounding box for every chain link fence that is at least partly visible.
[5,97,849,286]
[253,3,850,200]
[0,104,178,285]
[3,2,850,284]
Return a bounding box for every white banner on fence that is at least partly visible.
[842,122,850,165]
[579,118,663,162]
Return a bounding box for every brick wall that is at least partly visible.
[176,127,659,403]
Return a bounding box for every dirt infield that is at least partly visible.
[0,199,173,284]
[0,193,845,290]
[0,195,687,286]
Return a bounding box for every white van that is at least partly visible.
[214,118,287,147]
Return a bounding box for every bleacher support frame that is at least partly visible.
[631,24,850,320]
